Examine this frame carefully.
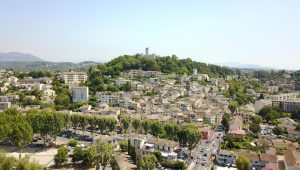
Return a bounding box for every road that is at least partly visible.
[190,127,224,170]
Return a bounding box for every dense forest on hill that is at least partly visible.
[105,54,235,77]
[86,55,236,94]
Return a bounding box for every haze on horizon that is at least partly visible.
[0,0,299,70]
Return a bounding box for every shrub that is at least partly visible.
[68,139,78,147]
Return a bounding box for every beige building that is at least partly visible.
[265,93,298,101]
[59,72,87,84]
[273,100,300,112]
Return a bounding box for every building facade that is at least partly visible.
[72,87,89,103]
[60,72,87,84]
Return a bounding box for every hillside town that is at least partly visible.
[1,55,300,170]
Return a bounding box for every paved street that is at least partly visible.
[190,126,224,170]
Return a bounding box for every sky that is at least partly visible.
[0,1,299,69]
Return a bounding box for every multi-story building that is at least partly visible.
[126,70,162,78]
[273,100,300,112]
[114,78,132,86]
[59,72,87,84]
[96,92,122,104]
[72,87,89,103]
[265,93,298,101]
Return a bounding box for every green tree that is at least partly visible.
[164,122,180,140]
[221,113,230,132]
[82,147,96,166]
[121,118,131,134]
[142,120,152,134]
[93,141,114,170]
[161,161,187,170]
[72,146,84,163]
[106,118,117,132]
[128,139,131,156]
[97,64,108,75]
[226,137,235,149]
[178,126,201,153]
[88,116,98,137]
[273,126,285,136]
[140,154,157,170]
[54,93,71,107]
[79,115,88,134]
[51,112,67,142]
[228,101,238,115]
[8,113,33,156]
[186,127,201,152]
[119,140,128,152]
[54,147,68,167]
[236,156,251,170]
[249,123,261,134]
[250,115,262,124]
[152,151,163,163]
[70,114,80,132]
[132,119,141,133]
[150,121,163,137]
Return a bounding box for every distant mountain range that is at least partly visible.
[0,52,43,62]
[219,62,275,70]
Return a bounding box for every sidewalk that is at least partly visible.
[187,161,196,170]
[114,151,137,170]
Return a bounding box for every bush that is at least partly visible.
[54,147,68,166]
[119,140,128,152]
[161,161,187,170]
[153,151,163,163]
[68,139,78,147]
[72,146,83,163]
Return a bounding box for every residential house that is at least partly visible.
[277,117,297,131]
[216,150,277,169]
[227,116,246,138]
[142,137,179,161]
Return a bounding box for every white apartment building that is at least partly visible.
[96,92,122,104]
[72,87,89,103]
[273,99,300,112]
[265,93,298,101]
[126,70,162,78]
[114,78,131,86]
[60,72,87,84]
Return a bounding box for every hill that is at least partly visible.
[105,54,235,78]
[0,52,43,61]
